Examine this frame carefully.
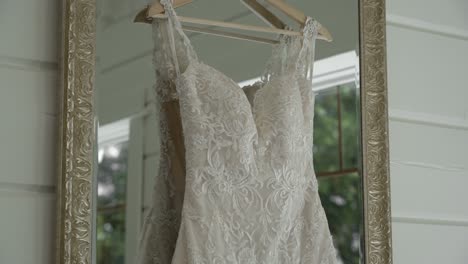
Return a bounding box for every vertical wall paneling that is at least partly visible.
[0,0,60,263]
[0,191,55,263]
[387,1,468,263]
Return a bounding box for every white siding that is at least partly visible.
[387,0,468,263]
[0,0,59,263]
[0,0,59,62]
[392,222,468,263]
[0,191,55,264]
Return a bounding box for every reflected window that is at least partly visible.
[97,141,129,264]
[314,83,362,264]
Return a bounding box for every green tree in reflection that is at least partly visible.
[314,84,362,264]
[97,143,129,264]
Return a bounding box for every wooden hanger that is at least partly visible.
[137,0,286,30]
[134,0,333,43]
[134,1,280,44]
[264,0,333,41]
[240,0,333,42]
[265,0,307,26]
[134,3,281,45]
[183,25,279,44]
[240,0,286,30]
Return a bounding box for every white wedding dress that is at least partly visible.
[137,1,339,263]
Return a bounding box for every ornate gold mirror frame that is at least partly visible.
[56,0,392,263]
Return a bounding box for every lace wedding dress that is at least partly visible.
[137,1,339,263]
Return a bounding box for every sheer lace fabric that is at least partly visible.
[137,1,339,263]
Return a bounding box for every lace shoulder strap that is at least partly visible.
[159,0,197,63]
[259,17,319,83]
[296,17,320,80]
[152,0,198,102]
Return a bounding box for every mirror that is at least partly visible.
[57,0,392,263]
[95,1,361,263]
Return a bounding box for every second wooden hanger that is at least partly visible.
[134,0,333,44]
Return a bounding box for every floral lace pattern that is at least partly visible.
[137,1,339,263]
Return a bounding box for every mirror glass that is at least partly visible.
[94,0,362,263]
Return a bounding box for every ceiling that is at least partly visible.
[96,0,359,82]
[95,0,359,124]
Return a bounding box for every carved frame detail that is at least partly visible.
[359,0,393,263]
[56,0,96,263]
[56,0,392,263]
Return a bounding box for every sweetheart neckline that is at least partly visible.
[174,60,306,119]
[172,34,295,107]
[175,58,317,110]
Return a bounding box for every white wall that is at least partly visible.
[0,0,58,263]
[386,1,468,263]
